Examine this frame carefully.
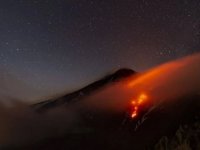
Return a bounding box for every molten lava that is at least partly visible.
[130,93,148,118]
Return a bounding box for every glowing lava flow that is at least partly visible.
[130,93,148,118]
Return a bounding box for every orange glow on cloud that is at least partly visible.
[127,53,200,118]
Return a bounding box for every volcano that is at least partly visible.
[3,68,200,150]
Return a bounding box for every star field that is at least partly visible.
[0,0,200,101]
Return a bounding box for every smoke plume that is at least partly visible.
[80,53,200,111]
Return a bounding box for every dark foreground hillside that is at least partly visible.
[154,120,200,150]
[2,94,200,150]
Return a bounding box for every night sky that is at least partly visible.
[1,0,200,101]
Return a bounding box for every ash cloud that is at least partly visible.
[126,53,200,102]
[80,53,200,112]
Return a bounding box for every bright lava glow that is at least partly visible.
[130,93,148,118]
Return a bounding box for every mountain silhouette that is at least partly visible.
[2,68,200,150]
[30,68,200,150]
[33,68,136,111]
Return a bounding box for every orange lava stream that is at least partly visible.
[130,93,148,118]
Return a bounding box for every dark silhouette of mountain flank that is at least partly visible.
[33,68,136,111]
